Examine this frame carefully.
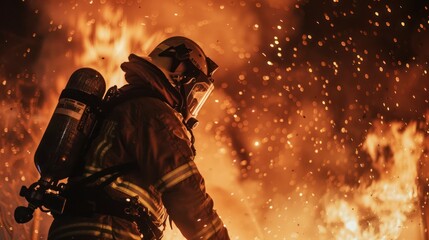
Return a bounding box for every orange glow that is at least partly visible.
[75,5,165,88]
[2,1,429,240]
[321,122,423,239]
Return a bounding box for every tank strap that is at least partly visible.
[102,84,168,115]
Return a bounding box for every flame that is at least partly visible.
[321,122,423,240]
[2,1,429,240]
[75,5,165,88]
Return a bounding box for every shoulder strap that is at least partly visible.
[103,84,168,115]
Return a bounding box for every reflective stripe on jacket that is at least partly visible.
[48,94,229,239]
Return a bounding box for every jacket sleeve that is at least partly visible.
[161,170,230,240]
[122,98,230,239]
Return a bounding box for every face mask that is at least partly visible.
[184,72,215,118]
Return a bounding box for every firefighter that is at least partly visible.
[47,36,230,240]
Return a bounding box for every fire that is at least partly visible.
[75,5,165,88]
[2,1,429,240]
[321,122,423,240]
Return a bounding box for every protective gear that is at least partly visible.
[47,36,230,240]
[35,68,106,180]
[48,86,229,240]
[145,36,218,129]
[15,68,106,224]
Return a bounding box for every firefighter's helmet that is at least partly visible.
[147,36,218,129]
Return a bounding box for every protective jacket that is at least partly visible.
[48,55,230,240]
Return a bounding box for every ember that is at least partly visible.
[1,0,428,239]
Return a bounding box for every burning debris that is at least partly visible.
[1,0,429,239]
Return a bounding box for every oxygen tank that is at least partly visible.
[34,68,106,181]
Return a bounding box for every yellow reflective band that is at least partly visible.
[98,143,112,161]
[93,138,108,161]
[190,217,224,240]
[110,179,167,223]
[83,166,116,183]
[92,120,116,165]
[85,165,101,172]
[84,165,103,177]
[155,161,199,192]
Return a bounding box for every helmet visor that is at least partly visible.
[187,80,214,117]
